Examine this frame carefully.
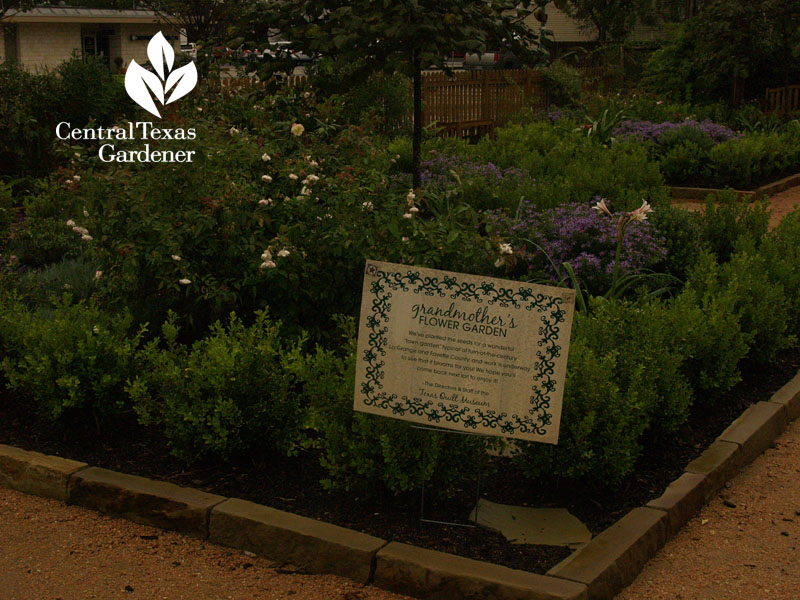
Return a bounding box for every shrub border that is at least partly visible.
[669,171,800,201]
[1,370,798,600]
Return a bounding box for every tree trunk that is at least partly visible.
[412,53,422,190]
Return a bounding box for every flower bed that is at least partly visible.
[3,67,800,576]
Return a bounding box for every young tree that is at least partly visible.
[263,0,550,189]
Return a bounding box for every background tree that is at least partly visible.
[0,1,34,23]
[552,0,656,43]
[262,0,550,189]
[124,0,247,46]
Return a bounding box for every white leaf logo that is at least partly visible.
[125,31,197,118]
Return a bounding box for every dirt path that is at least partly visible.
[675,184,800,229]
[0,487,412,600]
[616,415,800,600]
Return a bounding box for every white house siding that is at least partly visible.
[17,22,82,71]
[525,5,597,43]
[525,6,664,44]
[118,23,179,69]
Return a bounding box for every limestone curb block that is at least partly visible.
[768,371,800,421]
[209,498,385,584]
[374,542,588,600]
[717,401,788,467]
[684,440,741,500]
[0,444,87,501]
[646,472,709,538]
[546,507,668,600]
[669,172,800,202]
[68,467,226,538]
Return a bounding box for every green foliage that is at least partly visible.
[6,181,85,268]
[669,285,748,399]
[288,320,486,496]
[760,209,800,332]
[128,310,304,461]
[18,257,99,305]
[473,121,667,211]
[686,250,795,365]
[648,202,703,280]
[0,56,134,178]
[542,60,585,108]
[696,191,770,263]
[705,132,800,189]
[658,141,704,186]
[308,59,412,136]
[0,298,144,422]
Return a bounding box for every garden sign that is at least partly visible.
[354,261,576,444]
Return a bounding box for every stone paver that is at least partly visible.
[616,414,800,600]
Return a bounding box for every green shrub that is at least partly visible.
[18,257,99,305]
[542,60,585,108]
[697,191,769,263]
[517,296,696,485]
[7,181,85,268]
[289,320,487,496]
[686,250,794,365]
[0,298,144,422]
[515,336,647,485]
[658,141,706,186]
[760,209,800,332]
[670,286,748,399]
[0,56,133,178]
[649,202,703,279]
[127,310,304,461]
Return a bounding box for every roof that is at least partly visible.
[5,7,166,24]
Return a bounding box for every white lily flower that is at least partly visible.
[171,255,181,261]
[262,175,272,183]
[81,234,93,242]
[66,219,76,227]
[178,278,191,285]
[499,243,513,255]
[592,198,613,217]
[261,153,271,162]
[277,249,290,258]
[289,173,299,180]
[260,260,276,269]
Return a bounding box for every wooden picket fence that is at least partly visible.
[763,84,800,115]
[204,66,609,140]
[421,69,545,140]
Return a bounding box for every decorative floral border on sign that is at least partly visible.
[359,264,568,437]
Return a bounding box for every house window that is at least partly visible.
[3,24,18,64]
[82,29,112,66]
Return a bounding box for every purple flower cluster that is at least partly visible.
[491,201,667,293]
[420,151,525,188]
[613,119,740,144]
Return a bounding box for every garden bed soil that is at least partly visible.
[1,348,799,576]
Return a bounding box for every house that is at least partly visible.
[0,6,180,72]
[523,5,663,54]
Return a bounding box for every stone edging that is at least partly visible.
[1,370,799,600]
[670,172,800,201]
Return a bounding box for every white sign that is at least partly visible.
[354,261,576,443]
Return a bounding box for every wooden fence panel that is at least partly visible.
[205,67,603,140]
[764,84,800,114]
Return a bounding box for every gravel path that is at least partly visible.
[0,487,412,600]
[675,183,800,229]
[616,414,800,600]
